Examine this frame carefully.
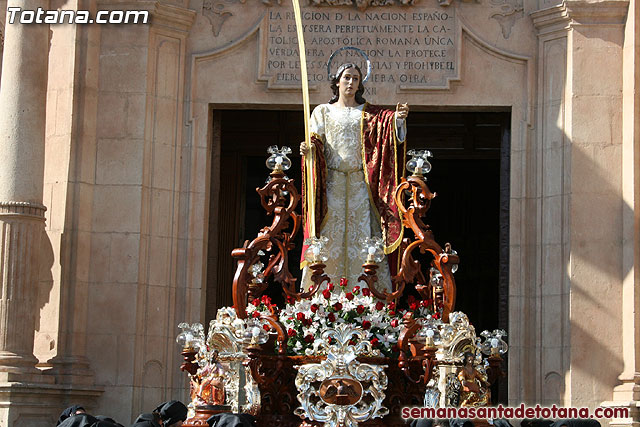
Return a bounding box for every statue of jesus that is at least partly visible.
[300,62,409,291]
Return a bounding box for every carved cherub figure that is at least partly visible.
[456,352,490,407]
[190,352,226,406]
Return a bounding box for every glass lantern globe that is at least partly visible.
[249,261,265,283]
[406,149,433,176]
[176,330,194,349]
[176,322,197,349]
[429,268,443,289]
[243,320,269,346]
[303,236,329,264]
[266,145,292,172]
[360,236,385,264]
[447,248,459,273]
[480,329,508,356]
[418,316,442,346]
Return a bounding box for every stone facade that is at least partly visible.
[0,0,638,425]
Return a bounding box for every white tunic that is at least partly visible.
[302,103,405,291]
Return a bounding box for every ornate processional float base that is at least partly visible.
[176,148,508,427]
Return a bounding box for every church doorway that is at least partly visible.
[207,108,510,342]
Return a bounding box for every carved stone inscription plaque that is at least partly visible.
[259,6,458,91]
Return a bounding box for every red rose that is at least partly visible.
[310,304,319,313]
[388,302,396,311]
[362,320,371,330]
[286,295,296,305]
[263,324,271,332]
[375,301,384,311]
[345,292,354,301]
[409,302,418,311]
[328,313,336,322]
[296,312,305,321]
[252,311,260,318]
[287,328,296,337]
[261,295,271,304]
[333,302,343,311]
[353,286,360,295]
[421,299,431,308]
[339,278,348,287]
[328,283,335,292]
[304,334,314,344]
[251,298,260,307]
[371,337,380,347]
[304,318,313,326]
[389,311,396,317]
[390,319,399,328]
[362,288,371,297]
[433,312,440,320]
[356,305,365,314]
[322,289,331,299]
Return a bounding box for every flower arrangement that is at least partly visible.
[245,278,437,357]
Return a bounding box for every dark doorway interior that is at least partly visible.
[208,108,509,345]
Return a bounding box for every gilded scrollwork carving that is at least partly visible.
[490,0,524,39]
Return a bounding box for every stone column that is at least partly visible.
[0,0,49,381]
[604,0,640,425]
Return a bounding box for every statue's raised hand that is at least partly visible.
[396,102,409,120]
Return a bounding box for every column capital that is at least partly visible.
[532,1,629,35]
[531,4,571,35]
[564,0,629,25]
[151,2,197,34]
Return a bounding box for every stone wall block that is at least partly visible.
[145,285,169,338]
[44,135,72,185]
[109,232,140,284]
[571,26,624,96]
[150,143,176,191]
[88,283,137,335]
[571,193,622,242]
[115,334,135,387]
[89,232,111,283]
[541,243,563,293]
[86,333,118,386]
[541,195,563,244]
[96,138,144,186]
[150,189,172,237]
[77,184,95,232]
[92,185,142,233]
[570,96,623,146]
[147,236,170,287]
[96,93,127,139]
[98,47,148,94]
[126,94,147,139]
